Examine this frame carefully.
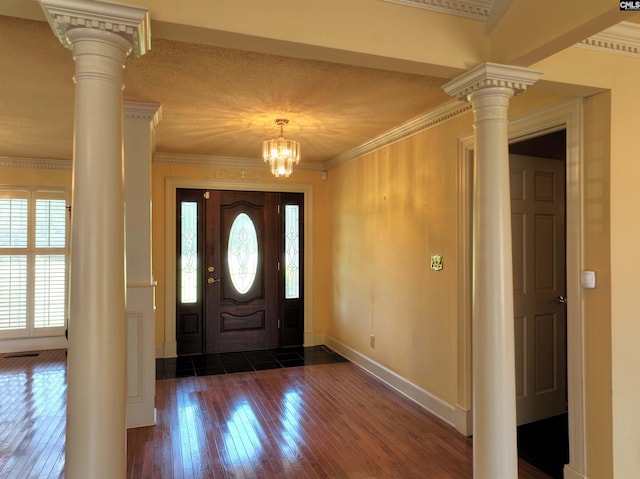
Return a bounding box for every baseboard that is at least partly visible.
[324,335,459,431]
[564,464,589,479]
[0,336,67,354]
[454,405,473,436]
[155,345,165,358]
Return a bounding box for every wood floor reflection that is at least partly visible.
[0,349,552,478]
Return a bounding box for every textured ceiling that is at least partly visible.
[0,15,451,166]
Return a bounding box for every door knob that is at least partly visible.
[557,295,567,304]
[207,277,220,284]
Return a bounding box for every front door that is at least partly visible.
[205,190,278,353]
[176,189,304,355]
[510,154,567,426]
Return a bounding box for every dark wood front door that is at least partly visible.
[205,190,278,353]
[176,189,304,355]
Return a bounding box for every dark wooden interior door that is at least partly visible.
[205,190,278,353]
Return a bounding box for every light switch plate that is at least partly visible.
[431,254,443,271]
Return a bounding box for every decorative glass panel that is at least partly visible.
[34,255,66,328]
[0,255,27,330]
[284,205,300,299]
[36,199,67,248]
[228,213,258,294]
[0,198,28,248]
[180,202,198,304]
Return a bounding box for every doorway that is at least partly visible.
[176,189,304,355]
[510,130,569,479]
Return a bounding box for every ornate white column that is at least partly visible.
[38,1,149,478]
[123,101,161,428]
[443,63,541,479]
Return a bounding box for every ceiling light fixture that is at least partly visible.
[262,119,301,178]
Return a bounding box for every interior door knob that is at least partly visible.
[557,295,567,304]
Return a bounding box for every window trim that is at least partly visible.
[0,188,69,340]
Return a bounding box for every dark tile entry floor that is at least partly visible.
[156,345,348,380]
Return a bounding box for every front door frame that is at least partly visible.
[457,97,587,478]
[164,177,313,358]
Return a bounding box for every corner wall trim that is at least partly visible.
[324,335,462,433]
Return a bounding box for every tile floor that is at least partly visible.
[155,345,348,380]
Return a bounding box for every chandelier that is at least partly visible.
[262,119,301,178]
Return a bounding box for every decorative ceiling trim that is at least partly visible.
[153,152,325,171]
[38,0,150,58]
[325,100,472,169]
[124,101,162,126]
[577,21,640,58]
[0,156,72,170]
[382,0,492,20]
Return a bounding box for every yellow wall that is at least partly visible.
[327,114,471,405]
[151,161,330,351]
[534,45,640,479]
[583,91,614,479]
[0,164,71,189]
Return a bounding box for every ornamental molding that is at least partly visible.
[442,62,542,101]
[383,0,492,20]
[0,156,72,170]
[578,21,640,58]
[38,0,150,58]
[124,101,162,126]
[153,152,325,172]
[325,100,472,169]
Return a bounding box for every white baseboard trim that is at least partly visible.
[155,345,165,358]
[0,336,67,354]
[564,464,589,479]
[324,335,459,431]
[454,405,473,436]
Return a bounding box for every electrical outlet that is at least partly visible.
[370,334,375,348]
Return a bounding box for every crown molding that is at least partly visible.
[325,100,472,169]
[0,156,72,170]
[38,0,150,58]
[153,152,325,171]
[577,21,640,58]
[382,0,492,20]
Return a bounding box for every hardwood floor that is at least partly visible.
[0,349,552,478]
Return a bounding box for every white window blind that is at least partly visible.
[0,189,68,338]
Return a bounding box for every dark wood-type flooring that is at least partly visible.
[0,349,552,478]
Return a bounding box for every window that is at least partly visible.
[0,189,68,338]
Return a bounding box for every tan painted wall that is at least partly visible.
[151,161,330,351]
[0,165,71,189]
[534,46,640,478]
[326,114,472,405]
[583,91,614,479]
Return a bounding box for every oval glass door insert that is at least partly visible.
[228,212,259,294]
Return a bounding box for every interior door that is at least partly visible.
[510,154,567,426]
[205,190,278,353]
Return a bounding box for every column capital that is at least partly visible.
[39,0,150,58]
[442,62,542,101]
[124,101,163,126]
